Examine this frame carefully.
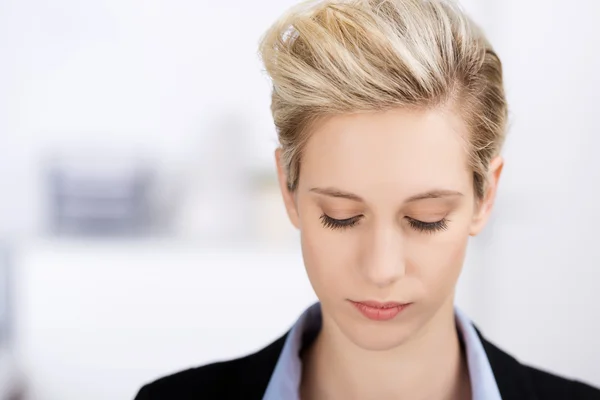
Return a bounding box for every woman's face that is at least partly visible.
[277,107,502,351]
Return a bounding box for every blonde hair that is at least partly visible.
[258,0,507,199]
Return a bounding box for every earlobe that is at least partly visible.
[469,206,486,236]
[469,156,504,236]
[275,148,300,229]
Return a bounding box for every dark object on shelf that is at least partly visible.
[46,156,156,237]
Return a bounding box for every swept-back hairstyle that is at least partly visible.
[259,0,507,199]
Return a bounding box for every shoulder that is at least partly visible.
[479,332,600,400]
[133,333,288,400]
[524,364,600,399]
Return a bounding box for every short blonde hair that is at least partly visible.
[259,0,507,199]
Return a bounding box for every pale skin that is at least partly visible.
[275,106,503,400]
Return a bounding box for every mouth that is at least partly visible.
[349,300,412,321]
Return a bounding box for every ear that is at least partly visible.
[275,148,300,229]
[469,155,504,236]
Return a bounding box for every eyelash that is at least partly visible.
[319,214,449,233]
[320,214,361,230]
[407,217,449,234]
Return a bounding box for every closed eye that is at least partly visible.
[320,214,362,230]
[406,217,449,233]
[319,214,449,233]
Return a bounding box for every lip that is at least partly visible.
[349,300,412,321]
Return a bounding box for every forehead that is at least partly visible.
[299,107,471,197]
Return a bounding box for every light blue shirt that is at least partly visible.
[263,303,501,400]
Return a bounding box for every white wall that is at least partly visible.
[0,0,300,238]
[472,0,600,385]
[12,241,316,400]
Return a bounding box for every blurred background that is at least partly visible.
[0,0,598,399]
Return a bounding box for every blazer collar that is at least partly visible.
[248,325,538,400]
[475,327,539,400]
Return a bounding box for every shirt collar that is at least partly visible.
[263,303,501,400]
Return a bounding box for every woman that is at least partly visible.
[134,0,600,398]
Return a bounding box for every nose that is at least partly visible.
[360,225,406,288]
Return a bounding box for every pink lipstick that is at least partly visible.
[350,300,411,321]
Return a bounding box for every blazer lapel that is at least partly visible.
[241,331,289,399]
[475,327,539,400]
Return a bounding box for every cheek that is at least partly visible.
[409,227,470,295]
[299,217,358,294]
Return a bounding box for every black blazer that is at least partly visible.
[134,328,600,399]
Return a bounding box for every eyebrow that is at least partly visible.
[309,187,463,203]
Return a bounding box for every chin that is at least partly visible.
[338,318,417,352]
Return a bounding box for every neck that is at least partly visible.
[300,298,471,400]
